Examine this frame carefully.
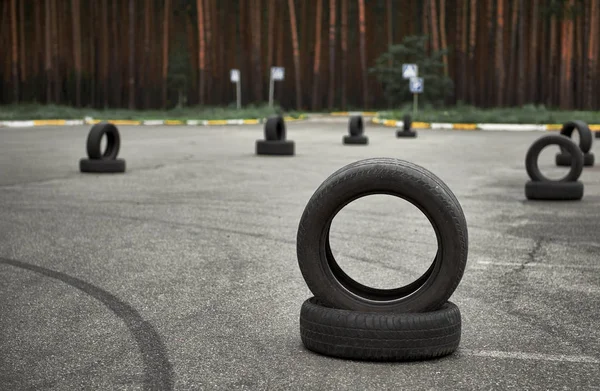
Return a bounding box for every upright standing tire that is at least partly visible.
[296,158,468,313]
[265,116,286,141]
[559,120,592,154]
[349,116,364,136]
[86,122,121,160]
[403,114,412,131]
[300,298,462,361]
[342,135,368,145]
[526,134,583,182]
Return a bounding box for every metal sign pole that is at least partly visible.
[413,93,418,117]
[237,76,242,109]
[269,73,275,108]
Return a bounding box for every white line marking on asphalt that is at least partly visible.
[460,349,600,364]
[476,261,600,270]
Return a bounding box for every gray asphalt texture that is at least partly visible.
[1,122,599,390]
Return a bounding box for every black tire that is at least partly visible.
[595,131,600,139]
[86,122,121,160]
[525,134,583,182]
[403,114,412,131]
[349,116,364,136]
[255,140,295,156]
[300,297,461,361]
[525,180,584,201]
[265,116,286,141]
[79,158,126,173]
[296,158,468,313]
[342,135,368,145]
[555,152,595,167]
[559,120,593,154]
[397,129,417,138]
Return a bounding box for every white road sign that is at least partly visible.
[402,64,418,79]
[409,77,424,93]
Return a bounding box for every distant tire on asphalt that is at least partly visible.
[403,114,412,131]
[79,158,126,173]
[86,122,121,160]
[296,158,468,313]
[397,129,417,138]
[525,134,583,182]
[265,116,286,141]
[256,140,295,155]
[342,135,368,145]
[525,180,584,201]
[595,131,600,139]
[300,297,461,361]
[559,120,592,154]
[555,152,595,167]
[349,116,364,136]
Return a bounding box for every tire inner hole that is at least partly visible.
[538,144,571,180]
[328,194,437,290]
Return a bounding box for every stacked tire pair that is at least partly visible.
[397,114,417,138]
[256,116,295,155]
[297,158,468,361]
[555,121,594,167]
[79,122,126,173]
[525,134,584,201]
[343,116,368,145]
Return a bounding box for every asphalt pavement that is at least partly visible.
[1,122,599,390]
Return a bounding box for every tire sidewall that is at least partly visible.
[525,134,583,182]
[86,122,120,160]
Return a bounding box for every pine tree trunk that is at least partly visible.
[341,0,348,109]
[287,0,302,109]
[267,0,275,69]
[507,0,518,106]
[311,0,323,110]
[585,0,596,109]
[529,0,539,103]
[495,0,504,106]
[327,0,336,109]
[162,0,170,108]
[19,0,26,96]
[197,0,205,105]
[143,0,152,108]
[516,0,525,106]
[127,0,135,109]
[252,0,263,103]
[10,0,19,102]
[439,0,449,77]
[468,0,477,103]
[357,0,368,107]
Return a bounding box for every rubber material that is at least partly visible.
[296,158,468,313]
[265,116,286,141]
[343,135,368,145]
[79,158,126,173]
[559,120,592,154]
[255,140,295,155]
[525,134,583,182]
[555,152,595,167]
[403,114,412,131]
[525,180,583,201]
[397,129,417,138]
[348,116,364,136]
[86,122,121,160]
[300,298,461,361]
[596,131,600,139]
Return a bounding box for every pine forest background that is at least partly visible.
[1,0,599,111]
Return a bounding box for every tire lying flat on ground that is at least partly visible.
[296,157,468,313]
[300,297,461,361]
[397,129,417,138]
[348,116,364,136]
[342,135,368,145]
[525,180,583,201]
[79,158,126,173]
[256,140,295,155]
[555,152,595,167]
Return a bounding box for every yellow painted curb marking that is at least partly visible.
[453,123,478,130]
[33,120,67,126]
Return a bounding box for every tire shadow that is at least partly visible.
[0,257,174,391]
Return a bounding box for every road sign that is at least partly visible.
[402,64,418,79]
[409,77,424,94]
[230,69,240,83]
[271,67,285,81]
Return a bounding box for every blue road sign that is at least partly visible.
[409,77,424,94]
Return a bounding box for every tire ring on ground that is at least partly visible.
[86,122,121,160]
[559,120,593,154]
[595,131,600,139]
[80,158,126,173]
[296,157,469,313]
[397,129,417,138]
[349,116,364,136]
[265,116,286,141]
[342,135,368,145]
[300,297,461,361]
[555,152,595,167]
[255,140,295,155]
[525,134,583,182]
[524,180,584,201]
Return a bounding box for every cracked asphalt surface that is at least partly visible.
[1,122,599,390]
